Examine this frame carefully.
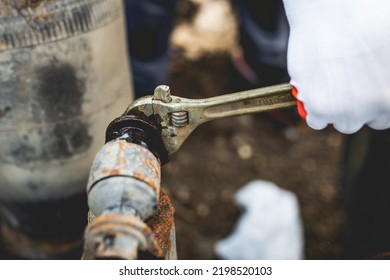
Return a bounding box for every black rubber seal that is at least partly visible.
[105,114,169,164]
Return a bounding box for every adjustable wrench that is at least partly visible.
[121,83,296,157]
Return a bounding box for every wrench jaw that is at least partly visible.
[159,118,198,157]
[151,97,202,157]
[121,95,202,158]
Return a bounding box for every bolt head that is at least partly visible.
[154,85,172,103]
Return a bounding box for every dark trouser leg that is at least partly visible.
[343,127,390,259]
[233,0,290,87]
[124,0,178,97]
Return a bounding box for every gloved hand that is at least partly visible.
[283,0,390,133]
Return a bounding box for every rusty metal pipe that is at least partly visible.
[84,137,167,259]
[87,139,161,220]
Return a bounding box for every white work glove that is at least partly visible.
[283,0,390,133]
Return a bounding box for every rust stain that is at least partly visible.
[144,178,159,193]
[109,168,121,176]
[119,157,128,165]
[133,171,146,181]
[97,167,121,177]
[143,176,159,193]
[146,158,160,177]
[100,167,110,175]
[117,140,127,152]
[132,169,159,193]
[111,140,128,177]
[147,190,175,256]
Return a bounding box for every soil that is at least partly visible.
[162,0,346,260]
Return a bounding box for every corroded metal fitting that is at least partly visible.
[84,190,176,260]
[87,140,161,220]
[84,214,162,259]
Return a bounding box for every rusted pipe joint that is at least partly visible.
[87,139,161,220]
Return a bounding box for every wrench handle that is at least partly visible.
[202,83,296,121]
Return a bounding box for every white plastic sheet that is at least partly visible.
[215,180,304,260]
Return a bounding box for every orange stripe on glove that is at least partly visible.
[291,85,307,120]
